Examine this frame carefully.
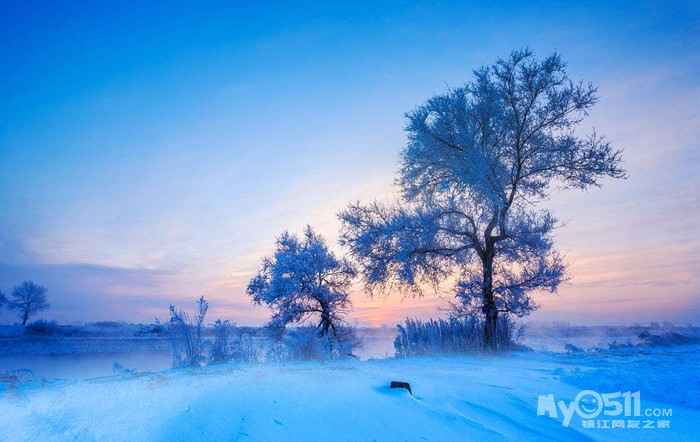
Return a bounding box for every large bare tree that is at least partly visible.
[339,49,625,346]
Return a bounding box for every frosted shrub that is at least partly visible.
[229,332,263,364]
[208,319,233,365]
[283,326,332,361]
[334,324,363,357]
[25,319,61,336]
[274,325,362,361]
[168,297,261,366]
[394,316,519,357]
[168,297,208,367]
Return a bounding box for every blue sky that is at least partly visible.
[1,0,698,325]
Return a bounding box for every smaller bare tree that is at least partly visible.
[247,226,355,337]
[8,281,50,325]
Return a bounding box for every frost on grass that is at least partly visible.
[0,369,38,391]
[168,296,209,367]
[394,316,520,357]
[168,296,259,367]
[208,319,234,365]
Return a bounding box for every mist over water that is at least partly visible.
[5,324,688,379]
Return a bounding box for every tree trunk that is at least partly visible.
[484,308,498,348]
[482,246,498,348]
[320,308,331,337]
[22,309,29,326]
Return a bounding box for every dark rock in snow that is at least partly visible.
[390,381,412,395]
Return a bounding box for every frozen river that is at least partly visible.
[0,330,398,379]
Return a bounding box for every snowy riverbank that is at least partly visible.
[1,347,698,441]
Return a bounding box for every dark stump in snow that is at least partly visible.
[390,381,412,395]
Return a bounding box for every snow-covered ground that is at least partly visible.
[1,346,698,441]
